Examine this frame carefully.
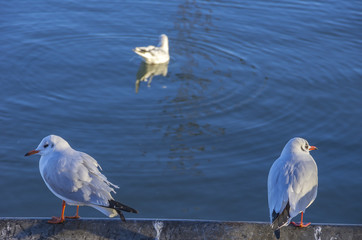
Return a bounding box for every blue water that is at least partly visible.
[0,0,361,224]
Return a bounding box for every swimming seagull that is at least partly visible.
[25,135,138,224]
[267,137,318,239]
[133,34,170,64]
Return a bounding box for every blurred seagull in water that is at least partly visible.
[25,135,138,224]
[133,34,170,64]
[268,137,318,239]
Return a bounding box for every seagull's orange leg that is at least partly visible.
[48,200,66,224]
[291,212,311,227]
[66,205,80,219]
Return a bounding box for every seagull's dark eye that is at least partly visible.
[44,144,49,148]
[301,142,309,151]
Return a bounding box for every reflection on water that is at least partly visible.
[164,122,226,175]
[174,0,213,76]
[135,62,169,93]
[153,1,218,174]
[175,1,213,40]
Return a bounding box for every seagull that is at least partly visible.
[267,137,318,238]
[133,34,170,64]
[25,135,138,224]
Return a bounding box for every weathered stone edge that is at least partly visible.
[1,218,361,240]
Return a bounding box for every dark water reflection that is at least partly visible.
[135,62,169,93]
[0,0,361,224]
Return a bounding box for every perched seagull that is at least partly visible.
[25,135,138,224]
[133,34,170,64]
[267,137,318,238]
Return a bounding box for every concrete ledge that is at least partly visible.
[1,218,361,240]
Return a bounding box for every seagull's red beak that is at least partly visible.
[25,150,39,156]
[309,146,318,151]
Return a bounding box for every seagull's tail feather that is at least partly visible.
[133,48,150,61]
[274,229,280,239]
[109,199,138,213]
[271,201,290,239]
[134,47,147,54]
[108,199,138,222]
[133,48,143,54]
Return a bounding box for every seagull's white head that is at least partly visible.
[159,34,169,51]
[25,135,71,157]
[281,137,317,156]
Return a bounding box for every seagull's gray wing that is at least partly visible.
[42,150,118,207]
[133,45,156,55]
[288,158,318,217]
[268,157,290,224]
[133,44,169,64]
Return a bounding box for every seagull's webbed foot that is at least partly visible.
[65,205,80,219]
[291,221,311,227]
[47,200,67,224]
[291,212,311,228]
[48,216,65,224]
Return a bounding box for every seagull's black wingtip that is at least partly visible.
[274,229,280,239]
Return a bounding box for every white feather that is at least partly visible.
[133,34,170,64]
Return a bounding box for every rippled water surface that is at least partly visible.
[1,1,361,224]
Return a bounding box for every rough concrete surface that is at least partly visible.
[0,218,361,240]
